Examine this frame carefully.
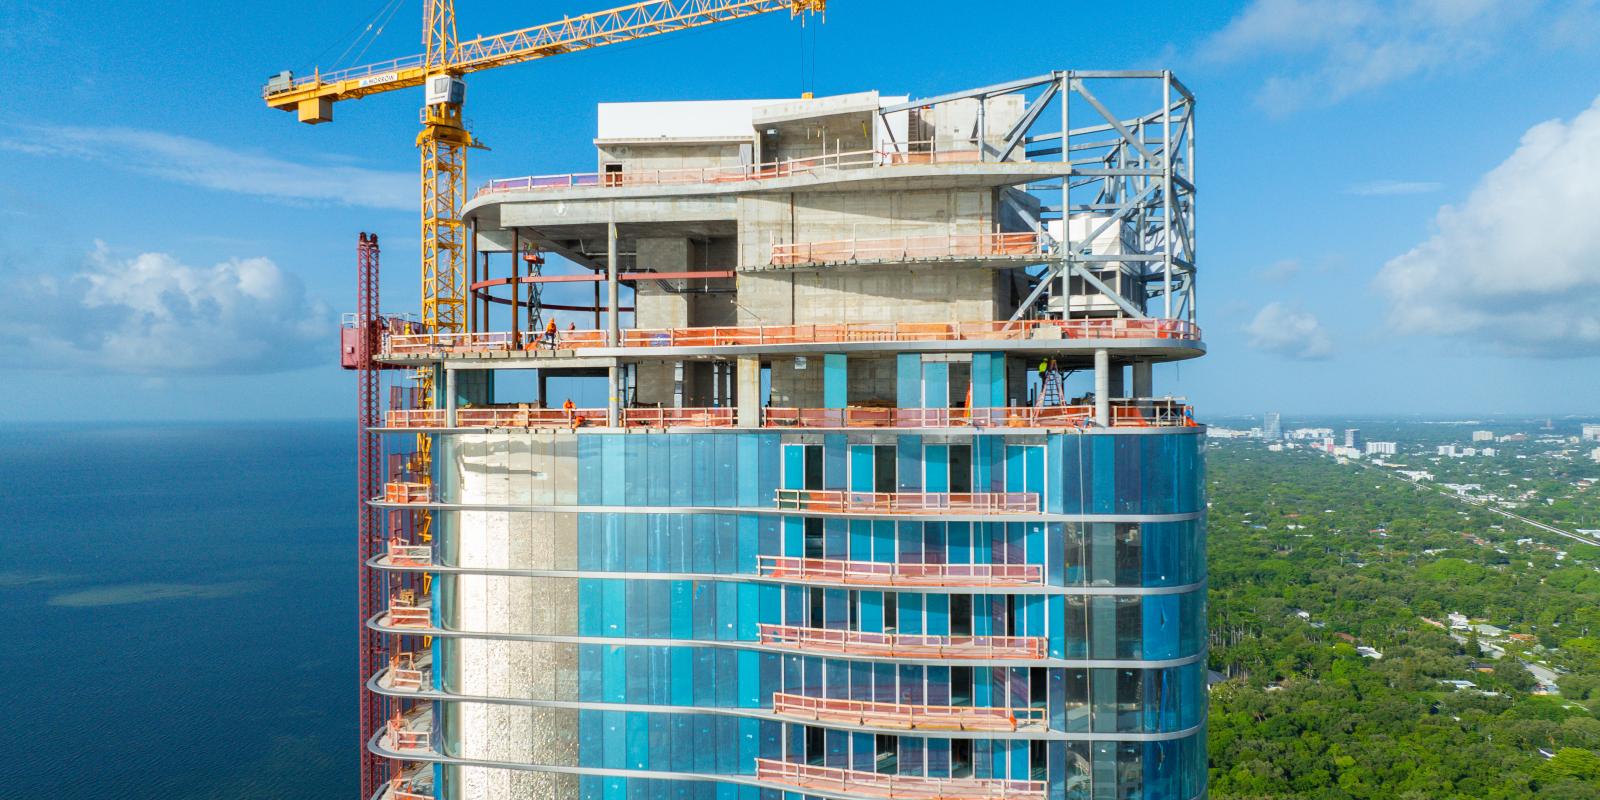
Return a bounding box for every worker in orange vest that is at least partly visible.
[543,318,558,349]
[562,398,575,417]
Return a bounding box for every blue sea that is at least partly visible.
[1,422,354,799]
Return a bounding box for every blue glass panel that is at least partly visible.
[823,354,848,409]
[897,353,922,408]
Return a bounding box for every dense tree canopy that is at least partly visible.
[1206,442,1600,799]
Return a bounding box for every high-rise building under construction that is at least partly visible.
[363,71,1205,800]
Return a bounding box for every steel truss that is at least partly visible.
[878,70,1196,324]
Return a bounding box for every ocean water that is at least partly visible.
[1,422,355,799]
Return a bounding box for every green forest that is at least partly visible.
[1205,443,1600,799]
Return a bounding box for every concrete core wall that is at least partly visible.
[448,434,580,800]
[737,188,996,268]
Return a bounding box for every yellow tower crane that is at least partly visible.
[263,0,827,334]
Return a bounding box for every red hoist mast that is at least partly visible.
[347,232,388,795]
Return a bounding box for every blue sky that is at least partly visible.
[4,0,1599,421]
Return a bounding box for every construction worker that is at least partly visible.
[562,398,575,418]
[543,318,559,349]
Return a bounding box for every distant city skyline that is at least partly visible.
[5,0,1600,420]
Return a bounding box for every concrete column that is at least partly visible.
[606,219,620,346]
[737,356,761,427]
[1132,360,1153,398]
[1094,349,1109,426]
[607,365,619,427]
[1108,360,1126,398]
[445,368,458,427]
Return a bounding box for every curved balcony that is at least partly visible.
[381,317,1201,358]
[386,593,432,628]
[758,624,1046,660]
[775,489,1039,515]
[383,707,431,752]
[769,232,1048,268]
[757,556,1042,587]
[475,141,983,199]
[381,651,431,692]
[755,759,1045,800]
[380,770,434,800]
[385,538,433,568]
[772,692,1046,732]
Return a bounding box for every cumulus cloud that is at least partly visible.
[1200,0,1584,111]
[1244,302,1334,360]
[0,243,331,374]
[0,125,412,210]
[1375,96,1600,356]
[1345,179,1443,196]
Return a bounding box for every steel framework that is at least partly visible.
[354,232,387,795]
[876,70,1197,324]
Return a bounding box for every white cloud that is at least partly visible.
[1345,179,1443,196]
[1375,95,1600,357]
[0,125,413,210]
[1201,0,1567,111]
[0,243,332,374]
[1257,259,1302,282]
[1244,302,1334,360]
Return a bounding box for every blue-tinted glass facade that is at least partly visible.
[416,426,1207,800]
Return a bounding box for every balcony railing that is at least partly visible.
[384,482,431,504]
[775,489,1039,515]
[383,711,430,751]
[758,624,1047,660]
[386,538,433,567]
[385,652,429,692]
[475,141,986,198]
[771,692,1046,732]
[621,406,736,428]
[379,402,1193,432]
[757,556,1042,587]
[384,776,433,800]
[387,594,431,628]
[381,317,1201,357]
[755,759,1045,800]
[385,408,604,428]
[771,232,1047,266]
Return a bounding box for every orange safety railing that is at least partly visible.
[621,406,736,428]
[476,144,914,197]
[384,482,431,504]
[475,140,1012,198]
[755,758,1046,800]
[388,594,431,628]
[382,317,1202,356]
[385,331,514,355]
[388,652,425,691]
[775,489,1039,515]
[385,407,605,428]
[771,692,1046,732]
[758,624,1047,660]
[378,402,1191,431]
[771,232,1047,266]
[386,778,433,800]
[384,713,429,751]
[757,556,1042,587]
[387,537,432,567]
[763,406,1092,429]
